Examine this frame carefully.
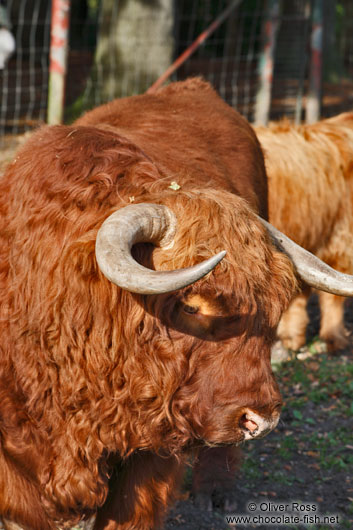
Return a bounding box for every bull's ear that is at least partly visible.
[95,203,226,295]
[259,217,353,297]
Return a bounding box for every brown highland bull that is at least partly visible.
[0,79,352,530]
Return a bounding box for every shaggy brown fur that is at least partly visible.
[191,446,242,512]
[0,78,297,529]
[255,113,353,351]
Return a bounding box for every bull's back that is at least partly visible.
[76,78,269,218]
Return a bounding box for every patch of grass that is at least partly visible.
[271,470,294,486]
[279,354,352,412]
[274,354,353,482]
[277,435,296,459]
[241,455,263,481]
[341,521,353,530]
[277,446,292,459]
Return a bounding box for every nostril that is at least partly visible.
[239,413,258,433]
[238,409,279,441]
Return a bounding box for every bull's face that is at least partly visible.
[95,187,353,451]
[95,190,298,451]
[158,283,285,447]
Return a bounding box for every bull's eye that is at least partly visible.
[183,304,199,315]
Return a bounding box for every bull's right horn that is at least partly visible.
[95,203,226,295]
[260,217,353,296]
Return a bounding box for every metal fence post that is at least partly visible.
[47,0,70,125]
[306,0,323,123]
[254,0,280,125]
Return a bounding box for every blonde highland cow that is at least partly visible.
[255,112,353,351]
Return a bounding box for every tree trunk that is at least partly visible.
[87,0,175,105]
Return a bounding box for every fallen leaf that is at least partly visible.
[308,463,320,470]
[306,451,319,458]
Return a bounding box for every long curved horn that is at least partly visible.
[96,203,226,294]
[260,217,353,296]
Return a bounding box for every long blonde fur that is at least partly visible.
[255,112,353,350]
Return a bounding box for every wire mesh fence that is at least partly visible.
[173,0,265,119]
[0,0,353,141]
[0,0,51,137]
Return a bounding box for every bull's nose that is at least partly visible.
[239,409,280,440]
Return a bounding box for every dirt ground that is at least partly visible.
[1,137,352,530]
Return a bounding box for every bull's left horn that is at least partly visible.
[96,203,226,294]
[260,217,353,296]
